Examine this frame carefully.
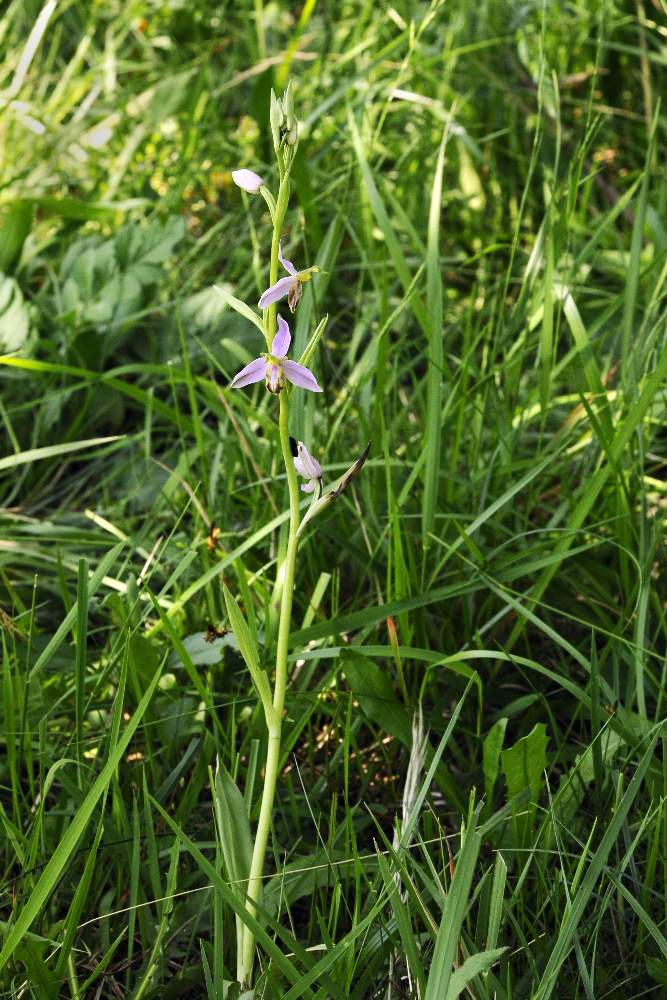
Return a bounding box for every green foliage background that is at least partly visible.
[0,0,666,996]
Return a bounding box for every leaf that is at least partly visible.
[223,584,274,721]
[57,218,184,330]
[506,337,667,651]
[127,69,196,125]
[342,651,411,746]
[445,948,507,1000]
[0,201,33,273]
[29,195,149,221]
[170,629,238,668]
[647,957,667,987]
[264,851,358,917]
[424,817,482,1000]
[556,727,624,825]
[15,940,57,1000]
[0,436,122,474]
[348,109,429,335]
[214,284,266,336]
[181,285,230,332]
[0,274,30,352]
[213,761,254,906]
[500,721,549,804]
[114,215,184,279]
[296,314,328,369]
[422,122,449,547]
[29,542,125,680]
[150,797,311,994]
[482,717,507,811]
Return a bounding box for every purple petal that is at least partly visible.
[282,360,322,392]
[294,441,322,479]
[230,356,266,388]
[278,242,297,276]
[301,481,316,493]
[271,315,291,357]
[258,275,295,309]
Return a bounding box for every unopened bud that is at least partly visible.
[269,89,283,152]
[281,82,299,146]
[282,81,295,130]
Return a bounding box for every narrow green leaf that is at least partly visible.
[507,337,667,650]
[0,200,33,273]
[214,284,266,335]
[424,819,482,1000]
[0,436,122,472]
[376,851,426,993]
[347,109,429,334]
[223,584,274,720]
[74,558,88,784]
[445,947,507,1000]
[296,314,328,369]
[486,852,507,953]
[422,123,449,547]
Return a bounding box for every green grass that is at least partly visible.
[1,0,666,996]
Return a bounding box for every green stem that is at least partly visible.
[239,363,302,989]
[263,171,290,349]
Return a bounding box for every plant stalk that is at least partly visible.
[239,241,301,988]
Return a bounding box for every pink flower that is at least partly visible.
[230,316,322,394]
[293,442,323,493]
[258,244,319,313]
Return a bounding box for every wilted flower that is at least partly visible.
[258,244,319,312]
[232,169,264,193]
[293,441,323,494]
[230,315,322,394]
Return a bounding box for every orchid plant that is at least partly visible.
[217,84,369,990]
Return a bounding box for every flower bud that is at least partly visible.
[282,82,295,130]
[293,441,323,493]
[297,443,371,536]
[269,89,283,153]
[232,169,264,193]
[281,82,299,146]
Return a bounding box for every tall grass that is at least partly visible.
[0,0,666,997]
